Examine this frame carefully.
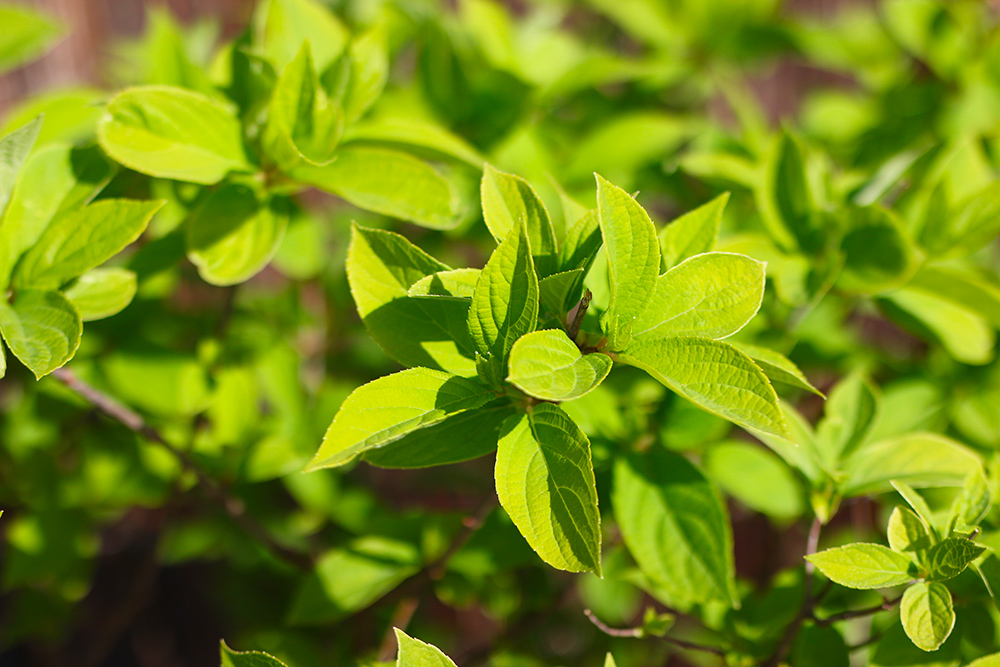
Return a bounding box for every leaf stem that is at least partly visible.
[51,366,315,571]
[583,609,726,656]
[814,595,903,626]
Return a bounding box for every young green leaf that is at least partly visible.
[0,4,63,74]
[806,543,916,589]
[220,640,290,667]
[62,268,137,321]
[263,44,342,171]
[559,208,601,274]
[729,341,824,396]
[507,329,612,401]
[892,481,940,540]
[395,628,458,667]
[631,252,765,341]
[185,185,288,286]
[254,0,349,74]
[659,192,728,269]
[888,506,932,553]
[620,337,788,438]
[481,164,558,277]
[613,449,738,607]
[0,290,81,379]
[14,199,164,290]
[949,467,991,531]
[408,269,480,300]
[968,653,1000,667]
[347,225,476,376]
[308,368,493,470]
[900,582,955,652]
[294,147,461,229]
[98,86,250,184]
[0,143,116,288]
[0,115,42,217]
[468,221,539,388]
[923,538,987,582]
[363,400,515,469]
[595,175,659,350]
[538,268,585,316]
[815,371,880,466]
[604,654,617,667]
[495,404,601,574]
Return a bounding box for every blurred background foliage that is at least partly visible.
[2,0,1000,666]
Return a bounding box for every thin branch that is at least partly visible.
[567,289,592,343]
[427,497,497,580]
[766,517,823,666]
[52,367,314,571]
[376,597,420,662]
[815,595,903,627]
[583,609,726,656]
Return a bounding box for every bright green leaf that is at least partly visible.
[481,164,557,276]
[0,290,81,379]
[632,252,765,341]
[883,287,995,366]
[968,653,1000,667]
[659,192,728,269]
[62,268,137,321]
[613,448,738,607]
[901,582,955,652]
[408,269,480,300]
[342,117,485,168]
[14,199,163,290]
[507,329,612,401]
[620,337,788,438]
[468,221,538,388]
[308,367,493,470]
[838,205,918,294]
[344,24,388,123]
[841,433,982,496]
[538,268,585,317]
[495,404,601,574]
[395,628,458,667]
[924,182,1000,258]
[888,506,932,553]
[98,86,250,184]
[220,640,289,667]
[909,265,1000,330]
[254,0,349,73]
[923,538,987,582]
[0,115,42,217]
[703,441,805,520]
[815,371,880,466]
[949,467,992,531]
[294,147,461,229]
[729,341,823,396]
[0,4,62,74]
[806,543,916,589]
[185,185,288,286]
[596,174,659,350]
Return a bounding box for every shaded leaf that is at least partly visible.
[659,192,728,269]
[63,268,137,321]
[0,290,81,379]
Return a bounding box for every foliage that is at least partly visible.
[2,0,1000,666]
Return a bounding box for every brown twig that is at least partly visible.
[766,517,823,666]
[583,609,726,656]
[376,597,420,662]
[567,289,592,343]
[52,366,314,571]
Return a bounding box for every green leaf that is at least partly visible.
[344,24,388,123]
[806,543,916,589]
[888,506,932,553]
[495,404,601,574]
[613,448,738,607]
[703,441,805,520]
[841,433,982,496]
[923,182,1000,258]
[481,164,558,277]
[347,224,476,375]
[923,538,987,582]
[13,199,164,290]
[901,582,955,652]
[468,221,539,388]
[0,290,81,379]
[620,337,788,438]
[949,467,991,531]
[757,130,819,252]
[538,269,585,317]
[632,252,765,341]
[343,118,484,171]
[0,143,116,289]
[62,268,137,321]
[882,287,995,366]
[659,192,728,269]
[559,208,601,275]
[790,625,849,667]
[408,269,480,300]
[871,620,960,667]
[220,641,289,667]
[254,0,349,73]
[0,115,42,218]
[294,147,461,229]
[363,400,515,469]
[185,185,288,286]
[604,654,617,667]
[968,653,1000,667]
[0,4,62,74]
[507,329,612,401]
[815,372,880,466]
[837,205,918,294]
[263,44,342,171]
[308,367,493,470]
[395,629,458,667]
[909,265,1000,330]
[729,341,823,396]
[892,482,940,540]
[98,86,250,185]
[596,174,659,350]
